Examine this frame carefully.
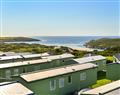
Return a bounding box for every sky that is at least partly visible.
[0,0,119,37]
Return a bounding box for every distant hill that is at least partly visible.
[0,37,40,42]
[85,38,120,49]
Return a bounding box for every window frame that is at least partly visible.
[68,75,72,84]
[80,72,86,81]
[5,70,11,79]
[14,68,19,76]
[34,65,40,71]
[59,78,65,88]
[50,80,56,91]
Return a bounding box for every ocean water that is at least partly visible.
[32,36,119,47]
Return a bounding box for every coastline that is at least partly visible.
[31,43,101,52]
[2,36,117,52]
[67,46,95,52]
[2,42,98,52]
[0,37,40,42]
[3,42,104,52]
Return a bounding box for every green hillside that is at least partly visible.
[85,38,120,49]
[0,37,40,42]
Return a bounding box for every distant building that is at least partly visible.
[81,80,120,95]
[73,55,106,71]
[18,63,97,95]
[0,82,34,95]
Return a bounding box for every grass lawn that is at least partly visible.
[106,56,114,62]
[91,79,112,88]
[91,71,112,89]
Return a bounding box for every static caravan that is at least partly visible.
[81,80,120,95]
[0,82,34,95]
[0,55,23,63]
[0,54,75,82]
[73,55,106,71]
[106,63,120,80]
[18,63,98,95]
[0,52,50,63]
[43,53,75,66]
[0,52,16,56]
[21,53,50,61]
[0,59,49,82]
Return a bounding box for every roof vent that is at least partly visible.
[72,69,75,71]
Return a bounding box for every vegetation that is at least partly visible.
[0,43,119,58]
[96,47,120,56]
[91,71,112,88]
[0,37,40,42]
[71,46,120,58]
[91,79,112,88]
[85,38,120,49]
[85,38,120,57]
[106,56,114,63]
[71,50,88,58]
[0,43,71,55]
[0,37,120,58]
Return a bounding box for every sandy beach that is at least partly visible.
[67,46,94,52]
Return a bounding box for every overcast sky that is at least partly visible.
[0,0,119,36]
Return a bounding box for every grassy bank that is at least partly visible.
[0,37,40,42]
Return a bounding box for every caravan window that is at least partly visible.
[5,70,11,79]
[50,80,56,91]
[80,72,86,81]
[14,69,19,76]
[68,76,72,84]
[59,78,64,88]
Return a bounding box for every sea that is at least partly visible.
[31,36,119,48]
[5,36,119,48]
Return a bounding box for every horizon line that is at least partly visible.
[1,35,120,37]
[1,0,119,3]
